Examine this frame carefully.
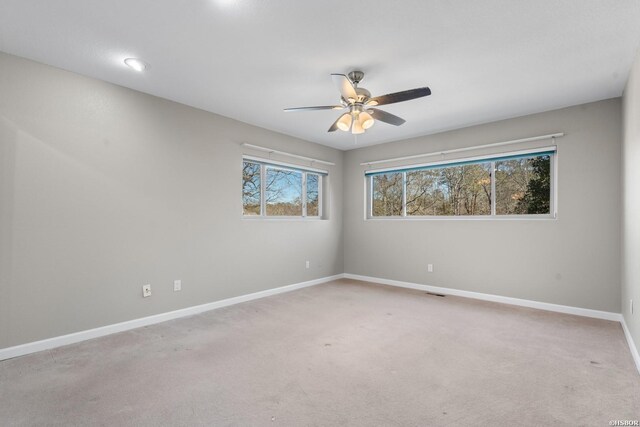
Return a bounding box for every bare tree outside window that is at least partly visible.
[406,169,440,215]
[307,174,319,216]
[242,161,261,215]
[265,168,303,216]
[372,172,403,216]
[433,163,491,216]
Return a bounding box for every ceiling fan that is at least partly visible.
[284,71,431,135]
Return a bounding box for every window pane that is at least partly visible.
[306,174,319,216]
[406,163,491,216]
[406,169,441,215]
[242,161,261,215]
[495,155,550,215]
[265,167,303,216]
[372,172,403,216]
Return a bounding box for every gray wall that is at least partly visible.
[344,99,622,313]
[0,52,344,349]
[622,49,640,357]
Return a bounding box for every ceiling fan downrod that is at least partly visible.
[347,70,365,86]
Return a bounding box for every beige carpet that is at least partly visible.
[1,279,638,426]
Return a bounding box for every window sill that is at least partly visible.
[242,216,326,221]
[365,215,556,221]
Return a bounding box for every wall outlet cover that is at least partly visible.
[174,280,182,292]
[143,284,151,298]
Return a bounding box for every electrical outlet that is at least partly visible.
[174,279,182,292]
[631,299,634,315]
[142,284,152,298]
[427,264,434,273]
[305,260,310,269]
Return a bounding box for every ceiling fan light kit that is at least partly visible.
[360,111,374,129]
[284,70,431,136]
[352,117,365,135]
[337,113,352,131]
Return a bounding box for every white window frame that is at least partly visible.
[365,147,557,220]
[242,156,324,220]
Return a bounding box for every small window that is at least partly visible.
[242,159,324,218]
[366,149,555,219]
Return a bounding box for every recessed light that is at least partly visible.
[124,58,148,72]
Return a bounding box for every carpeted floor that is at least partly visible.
[1,279,638,426]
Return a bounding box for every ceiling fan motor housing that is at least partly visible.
[354,88,371,104]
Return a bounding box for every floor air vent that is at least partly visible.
[426,292,446,297]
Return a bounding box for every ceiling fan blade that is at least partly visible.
[284,105,344,112]
[368,87,431,106]
[331,74,357,101]
[368,108,406,126]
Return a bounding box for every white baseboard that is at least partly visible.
[0,274,344,361]
[343,273,622,322]
[621,317,640,374]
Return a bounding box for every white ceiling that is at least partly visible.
[1,1,639,150]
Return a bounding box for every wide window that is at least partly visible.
[366,149,554,218]
[243,159,323,218]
